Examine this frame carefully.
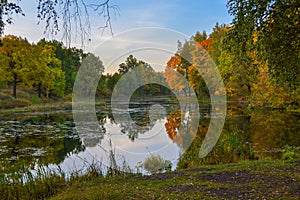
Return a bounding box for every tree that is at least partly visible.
[115,54,168,97]
[189,36,214,98]
[194,31,207,43]
[164,32,214,98]
[227,0,300,89]
[118,55,144,75]
[221,25,259,100]
[0,35,30,98]
[0,0,117,45]
[164,56,190,95]
[28,43,65,98]
[251,64,288,108]
[0,35,66,98]
[75,53,104,97]
[37,39,85,94]
[209,23,229,65]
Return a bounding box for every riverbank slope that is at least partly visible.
[48,159,299,199]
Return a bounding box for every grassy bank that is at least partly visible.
[0,89,109,115]
[48,159,300,199]
[0,89,70,111]
[1,159,299,199]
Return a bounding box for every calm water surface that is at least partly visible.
[0,101,299,174]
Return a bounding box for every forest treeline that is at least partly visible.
[0,1,299,109]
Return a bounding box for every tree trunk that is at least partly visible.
[183,89,187,97]
[38,83,42,98]
[13,73,17,98]
[246,83,251,95]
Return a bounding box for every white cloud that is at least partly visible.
[87,27,188,73]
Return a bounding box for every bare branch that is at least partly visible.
[89,1,119,36]
[0,0,24,36]
[36,0,115,46]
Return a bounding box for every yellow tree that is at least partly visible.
[28,43,65,98]
[251,63,300,108]
[0,35,30,98]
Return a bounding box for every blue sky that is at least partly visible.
[5,0,231,43]
[5,0,232,72]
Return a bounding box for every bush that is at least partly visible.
[31,94,42,104]
[177,129,254,169]
[282,146,300,160]
[143,154,172,174]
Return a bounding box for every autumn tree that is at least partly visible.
[164,56,189,95]
[189,35,214,98]
[37,39,85,94]
[227,0,300,89]
[0,35,30,98]
[165,38,195,97]
[165,32,214,98]
[29,43,65,98]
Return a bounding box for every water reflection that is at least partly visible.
[82,100,197,172]
[249,109,300,158]
[0,103,299,175]
[0,112,84,169]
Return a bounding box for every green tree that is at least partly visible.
[76,53,104,97]
[194,31,207,43]
[227,0,300,89]
[0,35,66,98]
[30,43,65,98]
[209,23,229,66]
[221,27,258,100]
[118,55,144,75]
[107,72,121,94]
[37,39,84,94]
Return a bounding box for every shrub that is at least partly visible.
[143,154,172,174]
[282,146,300,160]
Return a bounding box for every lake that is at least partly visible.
[0,100,299,175]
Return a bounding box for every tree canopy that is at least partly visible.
[227,0,300,89]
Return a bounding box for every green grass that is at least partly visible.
[48,159,299,200]
[1,159,298,200]
[0,91,32,109]
[0,88,109,114]
[0,101,73,115]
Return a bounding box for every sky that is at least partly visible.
[5,0,233,73]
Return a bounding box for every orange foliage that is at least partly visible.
[164,66,186,92]
[165,110,182,141]
[199,38,212,52]
[166,55,182,69]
